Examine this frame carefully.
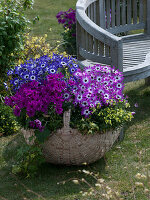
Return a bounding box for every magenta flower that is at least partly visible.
[13,106,21,116]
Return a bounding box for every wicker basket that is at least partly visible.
[22,110,120,165]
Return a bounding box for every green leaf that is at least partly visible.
[35,128,50,143]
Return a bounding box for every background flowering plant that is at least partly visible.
[56,8,76,56]
[5,54,134,140]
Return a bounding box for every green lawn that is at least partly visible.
[0,0,150,199]
[26,0,76,46]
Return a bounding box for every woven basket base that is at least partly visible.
[42,127,120,165]
[22,127,120,165]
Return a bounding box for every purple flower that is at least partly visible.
[27,109,35,117]
[131,112,136,115]
[71,65,125,117]
[134,103,138,107]
[29,121,35,128]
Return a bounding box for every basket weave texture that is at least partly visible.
[22,109,120,165]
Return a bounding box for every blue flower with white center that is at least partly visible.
[40,63,46,68]
[73,63,78,67]
[23,67,28,72]
[61,61,67,66]
[38,70,43,75]
[49,68,57,74]
[44,67,49,72]
[7,70,14,76]
[27,64,35,70]
[31,69,37,74]
[4,82,8,90]
[36,66,41,71]
[13,78,19,86]
[29,75,36,81]
[19,81,24,86]
[15,65,22,72]
[69,67,77,73]
[23,73,30,79]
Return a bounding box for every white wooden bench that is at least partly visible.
[76,0,150,84]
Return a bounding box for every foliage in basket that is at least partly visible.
[56,8,76,56]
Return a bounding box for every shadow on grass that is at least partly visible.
[124,79,150,125]
[1,133,107,200]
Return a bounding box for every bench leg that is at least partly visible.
[145,77,150,86]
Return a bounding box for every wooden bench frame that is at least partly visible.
[76,0,150,83]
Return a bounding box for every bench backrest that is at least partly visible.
[76,0,150,70]
[86,0,150,35]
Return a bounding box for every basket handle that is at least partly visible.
[63,109,71,130]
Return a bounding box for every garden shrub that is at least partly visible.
[18,34,68,63]
[0,102,20,136]
[3,133,44,178]
[11,142,45,178]
[0,0,33,78]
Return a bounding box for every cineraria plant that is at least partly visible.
[6,53,79,92]
[72,65,124,116]
[69,65,134,133]
[56,8,76,56]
